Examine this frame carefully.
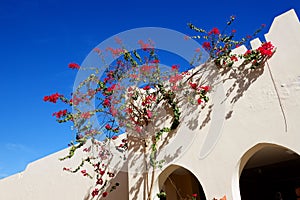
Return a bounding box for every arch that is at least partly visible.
[158,164,206,200]
[239,143,300,200]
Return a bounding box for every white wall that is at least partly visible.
[0,9,299,200]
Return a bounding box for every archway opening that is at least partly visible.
[240,144,300,200]
[158,165,206,200]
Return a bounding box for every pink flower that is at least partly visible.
[138,40,152,50]
[81,112,91,119]
[169,74,183,84]
[135,126,142,133]
[184,35,190,40]
[106,47,124,56]
[146,110,152,118]
[141,65,155,72]
[110,106,117,116]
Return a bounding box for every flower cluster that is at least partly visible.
[188,17,274,68]
[43,92,62,103]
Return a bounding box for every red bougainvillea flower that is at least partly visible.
[103,98,111,107]
[152,59,160,64]
[200,85,210,92]
[197,98,203,105]
[192,193,198,197]
[43,93,62,103]
[244,50,252,56]
[107,84,116,92]
[105,124,112,130]
[63,167,70,171]
[230,55,238,62]
[208,27,220,35]
[68,63,80,69]
[52,109,67,118]
[81,170,88,176]
[171,65,179,71]
[111,135,118,140]
[257,42,274,56]
[96,178,103,185]
[99,169,105,175]
[189,82,197,90]
[202,42,211,51]
[91,188,99,197]
[143,85,151,90]
[102,192,108,197]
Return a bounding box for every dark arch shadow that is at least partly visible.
[239,143,300,200]
[158,164,206,200]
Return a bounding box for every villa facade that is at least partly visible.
[0,9,300,200]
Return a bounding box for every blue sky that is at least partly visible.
[0,0,299,179]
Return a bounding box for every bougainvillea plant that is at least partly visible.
[188,16,275,68]
[44,16,275,200]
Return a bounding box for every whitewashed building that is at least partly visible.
[0,9,300,200]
